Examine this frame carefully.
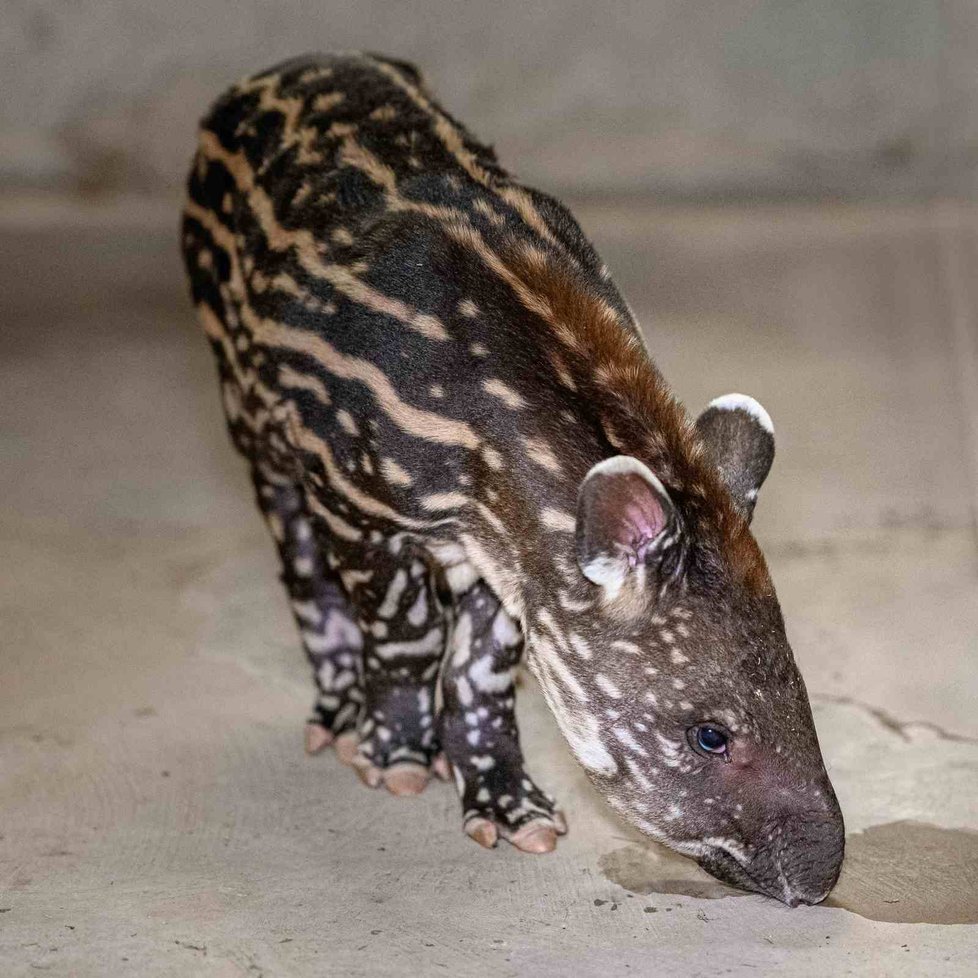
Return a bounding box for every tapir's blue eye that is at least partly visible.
[695,725,728,755]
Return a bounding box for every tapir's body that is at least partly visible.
[182,53,844,904]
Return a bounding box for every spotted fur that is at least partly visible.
[182,53,844,902]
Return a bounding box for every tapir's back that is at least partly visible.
[190,53,504,244]
[181,52,641,520]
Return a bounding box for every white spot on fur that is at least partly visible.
[567,632,593,660]
[378,569,408,619]
[451,612,473,667]
[380,457,413,486]
[655,731,684,767]
[595,674,622,698]
[522,436,562,474]
[469,656,513,695]
[613,726,648,756]
[336,409,359,436]
[456,676,474,706]
[483,378,526,410]
[540,507,576,533]
[612,640,643,656]
[481,445,504,470]
[375,628,443,661]
[407,588,429,627]
[491,608,521,648]
[445,561,480,594]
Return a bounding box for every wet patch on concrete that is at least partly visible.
[598,843,746,900]
[825,821,978,924]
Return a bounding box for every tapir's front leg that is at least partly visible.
[440,580,567,853]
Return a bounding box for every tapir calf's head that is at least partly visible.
[554,394,844,906]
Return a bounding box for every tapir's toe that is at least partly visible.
[351,755,384,788]
[304,722,333,755]
[383,764,430,796]
[465,818,499,849]
[334,731,361,766]
[509,821,559,854]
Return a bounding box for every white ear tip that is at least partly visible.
[584,455,669,495]
[706,393,774,436]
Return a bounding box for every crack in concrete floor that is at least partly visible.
[811,694,978,745]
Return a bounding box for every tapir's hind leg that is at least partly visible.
[339,546,450,796]
[439,580,566,853]
[184,202,366,757]
[249,462,365,755]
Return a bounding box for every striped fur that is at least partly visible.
[181,53,843,901]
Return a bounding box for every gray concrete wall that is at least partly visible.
[2,0,976,200]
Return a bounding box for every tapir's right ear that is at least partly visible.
[575,456,682,600]
[695,393,775,522]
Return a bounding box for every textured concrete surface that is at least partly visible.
[2,198,978,975]
[2,2,978,199]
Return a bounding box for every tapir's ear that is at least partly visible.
[695,393,775,522]
[576,456,681,598]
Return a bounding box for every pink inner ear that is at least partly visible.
[595,472,667,561]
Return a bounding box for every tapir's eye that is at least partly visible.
[688,724,730,758]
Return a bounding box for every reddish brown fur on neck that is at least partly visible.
[504,241,772,597]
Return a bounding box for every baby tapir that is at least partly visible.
[181,52,844,905]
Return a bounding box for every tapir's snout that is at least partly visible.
[697,805,845,906]
[771,809,846,906]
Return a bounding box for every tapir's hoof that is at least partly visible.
[465,818,499,848]
[463,815,565,854]
[334,732,360,766]
[432,753,452,781]
[509,821,559,854]
[383,764,430,796]
[305,722,333,755]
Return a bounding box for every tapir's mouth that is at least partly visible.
[697,848,801,905]
[697,846,836,907]
[697,848,768,898]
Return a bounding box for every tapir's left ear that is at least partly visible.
[695,393,775,522]
[576,456,682,599]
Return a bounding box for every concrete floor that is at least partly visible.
[1,197,977,976]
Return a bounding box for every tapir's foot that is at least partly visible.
[328,700,448,797]
[455,761,567,854]
[307,722,449,795]
[303,690,363,755]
